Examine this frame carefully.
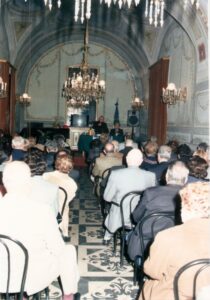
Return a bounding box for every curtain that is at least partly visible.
[148,57,169,145]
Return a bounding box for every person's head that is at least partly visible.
[187,155,208,179]
[100,133,109,145]
[126,149,143,167]
[24,147,47,176]
[180,182,210,222]
[166,161,189,185]
[144,141,158,156]
[197,142,209,152]
[125,139,134,148]
[193,149,208,163]
[55,154,73,174]
[104,142,114,154]
[177,143,192,162]
[111,140,120,152]
[12,136,27,150]
[157,145,172,162]
[56,148,72,159]
[3,161,31,193]
[167,140,179,153]
[98,115,105,123]
[45,140,58,153]
[114,121,120,129]
[88,128,95,136]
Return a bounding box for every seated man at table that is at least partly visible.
[109,121,124,143]
[0,161,79,300]
[92,115,109,135]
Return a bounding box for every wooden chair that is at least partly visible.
[173,258,210,300]
[112,191,143,267]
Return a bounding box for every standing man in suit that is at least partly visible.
[103,149,156,244]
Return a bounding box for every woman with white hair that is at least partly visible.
[139,181,210,300]
[0,161,79,300]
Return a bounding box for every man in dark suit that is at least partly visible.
[127,160,189,261]
[144,145,172,185]
[92,115,109,135]
[109,121,124,143]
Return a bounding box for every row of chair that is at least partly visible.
[0,186,68,299]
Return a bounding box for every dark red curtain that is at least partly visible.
[148,57,169,145]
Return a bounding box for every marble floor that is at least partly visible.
[50,168,139,300]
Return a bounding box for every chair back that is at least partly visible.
[173,258,210,300]
[138,211,175,259]
[59,186,68,216]
[0,234,28,300]
[119,191,143,231]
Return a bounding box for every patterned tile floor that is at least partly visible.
[51,168,139,300]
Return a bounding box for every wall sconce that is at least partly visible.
[131,96,144,110]
[162,83,187,105]
[19,92,31,105]
[0,76,7,98]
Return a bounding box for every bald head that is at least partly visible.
[126,149,143,167]
[104,142,114,154]
[3,161,31,192]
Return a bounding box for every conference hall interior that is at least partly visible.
[0,0,209,300]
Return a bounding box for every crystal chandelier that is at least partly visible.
[74,0,200,26]
[162,83,187,105]
[0,76,7,98]
[62,21,106,108]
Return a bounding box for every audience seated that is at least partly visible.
[55,149,80,182]
[92,142,122,178]
[139,181,210,300]
[24,148,59,218]
[167,139,179,161]
[45,140,58,171]
[187,155,209,183]
[43,155,77,241]
[177,143,192,163]
[109,121,124,143]
[111,140,123,160]
[127,161,189,261]
[141,141,158,170]
[119,133,138,151]
[145,145,172,185]
[0,161,79,300]
[103,149,156,244]
[10,136,29,161]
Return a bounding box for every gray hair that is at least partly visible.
[158,145,172,160]
[166,161,189,185]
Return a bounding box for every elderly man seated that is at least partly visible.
[0,161,79,300]
[103,149,156,245]
[139,181,210,300]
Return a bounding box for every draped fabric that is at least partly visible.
[148,57,169,145]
